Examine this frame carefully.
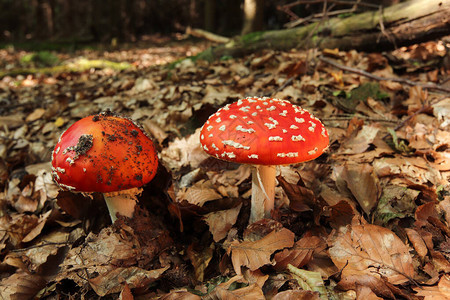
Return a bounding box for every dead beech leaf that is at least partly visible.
[272,290,320,300]
[25,108,46,122]
[0,213,39,247]
[337,274,394,299]
[340,163,380,215]
[355,285,383,300]
[242,269,269,289]
[329,220,414,285]
[159,290,201,300]
[274,236,326,271]
[414,274,450,299]
[204,203,242,242]
[405,228,428,259]
[119,283,134,300]
[187,243,214,282]
[277,175,315,212]
[22,210,52,243]
[342,125,380,154]
[176,180,222,207]
[415,202,439,228]
[0,271,46,299]
[89,266,168,296]
[204,275,265,300]
[228,227,295,275]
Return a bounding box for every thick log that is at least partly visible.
[197,0,450,60]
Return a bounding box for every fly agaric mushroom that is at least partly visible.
[200,97,329,223]
[51,111,158,223]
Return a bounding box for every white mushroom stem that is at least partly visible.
[103,187,142,223]
[250,165,276,223]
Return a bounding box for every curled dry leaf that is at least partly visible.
[405,228,428,259]
[203,275,265,300]
[288,264,327,300]
[339,163,380,215]
[228,227,295,275]
[204,203,242,242]
[176,180,222,207]
[273,235,326,271]
[328,219,414,285]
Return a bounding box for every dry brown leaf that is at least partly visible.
[414,274,450,299]
[415,202,440,228]
[58,217,170,288]
[204,203,242,242]
[22,210,52,243]
[187,243,214,282]
[271,290,320,300]
[228,227,295,275]
[355,285,383,300]
[89,266,168,296]
[277,175,315,212]
[176,180,222,207]
[337,274,395,299]
[273,236,326,271]
[242,269,269,289]
[25,108,46,122]
[339,163,380,215]
[0,271,46,299]
[329,218,414,285]
[405,228,428,259]
[373,156,448,186]
[119,283,134,300]
[161,129,209,171]
[0,213,39,247]
[159,290,201,300]
[204,276,265,300]
[342,125,380,154]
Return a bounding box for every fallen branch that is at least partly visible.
[319,56,450,94]
[186,27,230,44]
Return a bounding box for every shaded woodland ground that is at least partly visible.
[0,33,449,299]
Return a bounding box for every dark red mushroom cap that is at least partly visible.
[200,97,329,165]
[51,112,158,193]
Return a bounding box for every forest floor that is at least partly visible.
[0,36,449,299]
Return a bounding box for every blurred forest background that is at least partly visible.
[0,0,400,44]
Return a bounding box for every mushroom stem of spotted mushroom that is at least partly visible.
[250,165,276,223]
[103,187,142,222]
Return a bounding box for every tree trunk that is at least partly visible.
[204,0,216,32]
[198,0,450,61]
[241,0,264,35]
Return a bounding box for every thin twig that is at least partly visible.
[322,116,398,123]
[10,241,71,252]
[279,0,379,10]
[319,56,450,94]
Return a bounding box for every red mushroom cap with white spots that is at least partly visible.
[200,97,329,165]
[51,111,158,193]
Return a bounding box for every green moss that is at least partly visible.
[20,51,59,67]
[240,31,264,44]
[0,58,131,78]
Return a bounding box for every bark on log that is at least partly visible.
[197,0,450,61]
